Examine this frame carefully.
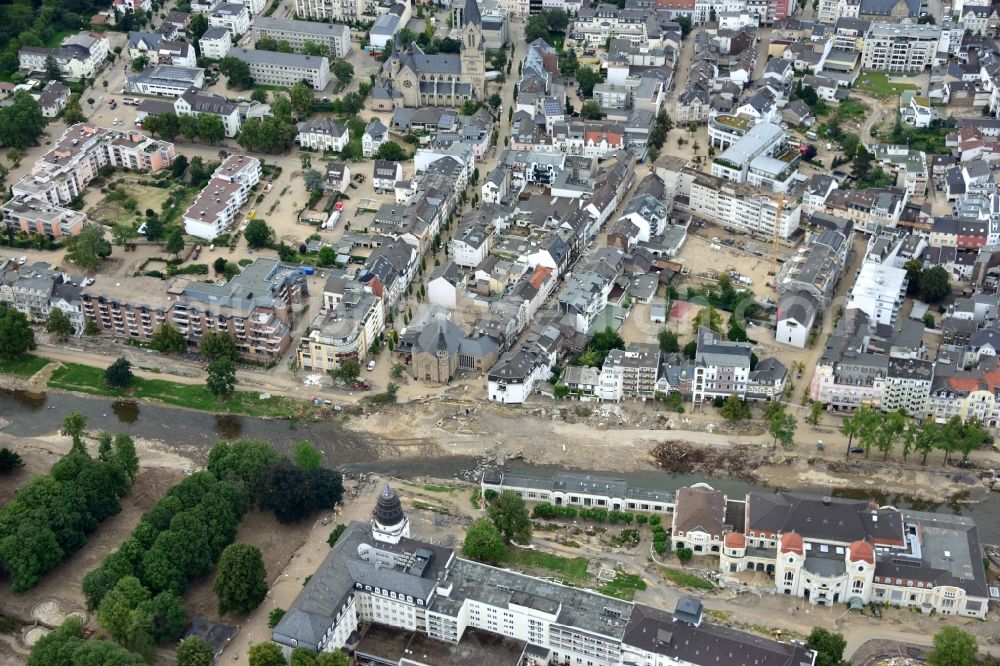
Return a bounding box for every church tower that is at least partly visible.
[459,0,486,99]
[371,484,410,544]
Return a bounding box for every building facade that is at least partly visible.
[228,47,331,89]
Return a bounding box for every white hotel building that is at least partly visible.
[272,486,818,666]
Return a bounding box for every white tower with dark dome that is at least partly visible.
[371,484,410,544]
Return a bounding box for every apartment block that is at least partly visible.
[228,47,331,89]
[19,32,109,80]
[80,258,306,363]
[199,27,234,60]
[861,22,942,73]
[296,279,385,372]
[252,16,351,57]
[10,124,174,225]
[294,0,363,23]
[183,154,261,240]
[692,326,753,405]
[0,261,85,333]
[686,170,802,239]
[710,121,797,191]
[1,196,88,238]
[599,343,661,400]
[209,2,251,35]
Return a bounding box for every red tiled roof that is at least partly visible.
[848,540,874,564]
[724,532,746,549]
[779,531,803,555]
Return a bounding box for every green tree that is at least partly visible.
[805,400,823,427]
[525,13,550,41]
[150,323,187,354]
[719,395,751,422]
[244,218,275,248]
[165,227,185,258]
[289,81,313,116]
[84,317,101,337]
[61,412,88,452]
[335,357,360,383]
[293,442,322,471]
[876,409,906,460]
[375,141,406,161]
[249,641,288,666]
[177,635,215,666]
[65,225,111,271]
[575,66,600,96]
[258,462,314,523]
[581,100,602,119]
[63,93,85,124]
[0,448,24,473]
[220,57,254,89]
[201,331,239,362]
[178,114,198,141]
[676,547,693,563]
[111,221,138,250]
[927,626,977,666]
[918,265,951,303]
[487,491,531,544]
[767,405,797,449]
[913,421,941,464]
[45,307,73,339]
[303,168,324,191]
[214,542,268,615]
[207,439,281,500]
[805,627,848,666]
[45,55,63,81]
[0,91,46,150]
[97,575,151,645]
[268,608,286,628]
[140,590,188,642]
[462,517,505,563]
[171,154,189,179]
[692,305,722,333]
[105,357,134,390]
[206,358,236,399]
[0,305,35,359]
[658,329,680,353]
[197,112,226,143]
[28,616,146,666]
[333,60,354,88]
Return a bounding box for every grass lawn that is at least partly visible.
[660,567,715,590]
[0,355,51,378]
[597,572,647,601]
[500,547,591,583]
[421,484,458,493]
[47,362,306,417]
[855,72,917,100]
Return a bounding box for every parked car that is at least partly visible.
[366,360,376,372]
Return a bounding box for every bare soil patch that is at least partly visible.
[183,509,313,623]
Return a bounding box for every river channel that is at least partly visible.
[2,388,998,543]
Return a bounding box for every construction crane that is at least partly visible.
[770,192,785,289]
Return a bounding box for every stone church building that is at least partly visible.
[374,0,486,108]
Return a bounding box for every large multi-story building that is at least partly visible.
[685,170,801,239]
[599,342,661,400]
[296,278,385,372]
[847,260,908,327]
[209,2,251,35]
[125,65,206,97]
[183,154,261,240]
[710,122,797,192]
[809,308,888,410]
[228,47,331,89]
[19,32,110,80]
[80,258,306,362]
[692,326,753,406]
[294,0,363,23]
[272,484,818,665]
[251,17,351,57]
[0,261,85,333]
[860,22,942,73]
[7,124,174,240]
[715,490,990,618]
[174,87,243,137]
[482,469,676,515]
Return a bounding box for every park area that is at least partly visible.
[854,72,918,101]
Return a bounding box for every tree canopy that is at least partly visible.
[65,225,111,271]
[462,518,505,564]
[927,626,978,666]
[0,91,46,150]
[244,219,275,248]
[105,357,134,390]
[0,305,36,359]
[375,141,406,161]
[805,627,848,666]
[486,491,531,544]
[214,542,268,615]
[220,57,254,89]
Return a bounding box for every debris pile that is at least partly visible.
[651,441,764,481]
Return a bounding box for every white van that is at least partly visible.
[366,360,376,372]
